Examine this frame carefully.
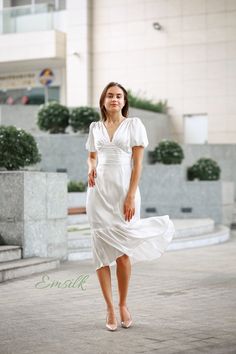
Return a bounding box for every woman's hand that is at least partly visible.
[88,168,97,187]
[123,195,135,222]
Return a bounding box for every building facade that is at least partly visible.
[0,0,236,143]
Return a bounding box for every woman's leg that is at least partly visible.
[96,265,117,323]
[116,254,132,320]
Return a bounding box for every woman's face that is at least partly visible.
[103,86,125,115]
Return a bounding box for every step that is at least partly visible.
[168,224,230,251]
[67,227,92,260]
[68,237,92,250]
[0,257,60,283]
[172,218,215,238]
[68,230,91,238]
[0,246,22,263]
[67,214,89,225]
[68,223,91,232]
[67,250,92,261]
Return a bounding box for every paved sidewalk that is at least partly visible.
[0,232,236,354]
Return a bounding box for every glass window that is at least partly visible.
[35,0,66,11]
[10,0,31,7]
[35,0,52,4]
[0,87,60,105]
[4,0,66,10]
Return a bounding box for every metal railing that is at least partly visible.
[0,4,55,34]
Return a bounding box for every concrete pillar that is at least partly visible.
[66,0,92,107]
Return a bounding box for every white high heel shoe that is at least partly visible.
[120,307,133,328]
[106,314,118,331]
[121,316,132,328]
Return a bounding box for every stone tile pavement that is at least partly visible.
[0,232,236,354]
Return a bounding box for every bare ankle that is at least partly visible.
[119,303,127,307]
[107,305,115,312]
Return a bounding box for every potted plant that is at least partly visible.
[37,101,70,134]
[187,158,221,181]
[146,139,184,182]
[69,106,100,133]
[0,125,41,170]
[149,139,184,165]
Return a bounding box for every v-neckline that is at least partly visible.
[102,118,127,143]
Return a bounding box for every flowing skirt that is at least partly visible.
[86,162,175,270]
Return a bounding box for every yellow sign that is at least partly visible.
[39,68,54,86]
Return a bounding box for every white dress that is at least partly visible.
[85,117,175,271]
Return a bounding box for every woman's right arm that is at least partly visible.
[87,152,97,187]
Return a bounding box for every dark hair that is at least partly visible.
[99,82,129,121]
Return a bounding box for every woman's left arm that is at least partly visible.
[123,146,144,221]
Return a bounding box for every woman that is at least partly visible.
[85,82,175,331]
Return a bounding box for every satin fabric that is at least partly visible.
[85,117,175,270]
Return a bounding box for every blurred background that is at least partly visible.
[0,0,236,265]
[0,0,236,143]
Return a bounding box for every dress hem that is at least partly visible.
[93,217,175,271]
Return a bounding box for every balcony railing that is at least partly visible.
[0,4,56,34]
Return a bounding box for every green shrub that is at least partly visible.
[0,125,41,170]
[69,107,100,133]
[68,180,87,192]
[37,101,70,133]
[187,158,221,181]
[153,140,184,164]
[127,90,168,113]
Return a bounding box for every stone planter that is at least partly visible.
[0,171,68,260]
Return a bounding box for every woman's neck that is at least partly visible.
[106,112,124,124]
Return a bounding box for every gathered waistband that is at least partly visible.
[97,146,132,165]
[98,154,132,165]
[98,159,132,165]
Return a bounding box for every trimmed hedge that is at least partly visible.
[0,125,41,170]
[37,101,70,133]
[187,158,221,181]
[152,139,184,164]
[69,106,100,133]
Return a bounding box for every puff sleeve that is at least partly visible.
[85,122,96,152]
[130,117,149,148]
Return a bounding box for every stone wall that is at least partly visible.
[1,105,235,224]
[0,105,41,134]
[139,164,229,224]
[32,134,236,195]
[26,135,236,224]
